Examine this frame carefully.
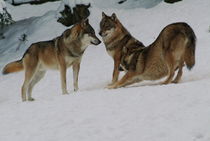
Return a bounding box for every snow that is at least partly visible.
[0,0,210,141]
[57,0,91,14]
[93,0,162,9]
[56,0,91,20]
[6,1,60,21]
[0,0,6,13]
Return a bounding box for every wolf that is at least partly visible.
[2,19,101,101]
[99,13,196,89]
[99,12,145,86]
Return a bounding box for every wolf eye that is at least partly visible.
[104,23,109,27]
[105,26,111,30]
[88,32,94,36]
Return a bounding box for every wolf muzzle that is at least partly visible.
[99,31,102,36]
[91,36,101,45]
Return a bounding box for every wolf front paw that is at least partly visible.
[107,82,115,87]
[62,90,69,95]
[106,84,118,89]
[172,79,180,84]
[74,87,79,92]
[22,99,27,102]
[28,97,35,101]
[161,81,170,85]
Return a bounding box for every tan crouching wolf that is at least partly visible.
[99,12,196,89]
[2,19,101,101]
[99,12,145,86]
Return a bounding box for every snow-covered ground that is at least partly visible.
[93,0,162,9]
[0,0,210,141]
[0,0,6,13]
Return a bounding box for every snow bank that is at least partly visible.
[93,0,163,9]
[6,0,33,4]
[0,10,65,67]
[57,0,92,14]
[0,0,6,13]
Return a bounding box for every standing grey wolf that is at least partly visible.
[99,12,196,89]
[99,12,145,86]
[2,19,101,101]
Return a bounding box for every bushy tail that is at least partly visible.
[2,60,23,75]
[184,25,196,70]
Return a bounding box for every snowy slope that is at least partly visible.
[0,0,6,13]
[93,0,162,9]
[0,0,210,141]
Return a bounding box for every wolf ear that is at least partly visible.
[87,3,91,8]
[111,13,117,21]
[102,12,106,18]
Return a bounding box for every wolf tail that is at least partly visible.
[184,24,196,70]
[2,60,24,75]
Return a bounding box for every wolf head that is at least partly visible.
[80,19,101,46]
[99,12,119,39]
[64,19,101,46]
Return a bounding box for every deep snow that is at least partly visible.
[0,0,210,141]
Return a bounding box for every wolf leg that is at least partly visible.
[27,70,46,101]
[58,61,68,94]
[107,72,138,89]
[162,60,175,85]
[172,61,184,83]
[125,78,142,86]
[111,60,120,84]
[109,55,121,86]
[162,71,175,84]
[106,76,141,89]
[21,61,38,102]
[73,62,80,92]
[161,52,176,85]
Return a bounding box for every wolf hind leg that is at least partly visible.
[162,67,175,85]
[172,61,184,83]
[27,70,46,101]
[162,55,175,85]
[22,63,38,101]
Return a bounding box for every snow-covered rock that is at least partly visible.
[0,0,6,14]
[0,0,14,30]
